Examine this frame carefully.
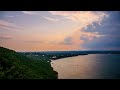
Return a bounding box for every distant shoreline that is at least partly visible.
[50,54,88,61]
[22,51,120,61]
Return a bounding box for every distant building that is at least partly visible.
[35,55,38,56]
[52,56,56,58]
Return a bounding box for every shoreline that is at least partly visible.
[50,54,88,61]
[50,54,88,79]
[50,60,60,79]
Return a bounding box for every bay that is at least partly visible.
[51,54,120,79]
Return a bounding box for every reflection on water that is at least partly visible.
[51,54,120,79]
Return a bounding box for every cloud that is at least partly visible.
[43,16,58,21]
[49,11,109,49]
[5,15,15,18]
[0,36,12,40]
[22,11,59,22]
[49,11,108,28]
[61,29,105,48]
[58,37,73,45]
[80,11,120,50]
[80,31,106,41]
[24,40,44,43]
[0,20,22,30]
[22,11,39,15]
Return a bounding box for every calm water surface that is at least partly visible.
[51,54,120,79]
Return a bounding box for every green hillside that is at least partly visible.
[0,46,58,79]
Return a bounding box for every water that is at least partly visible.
[51,54,120,79]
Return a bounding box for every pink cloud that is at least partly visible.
[43,16,59,21]
[0,20,22,30]
[49,11,108,29]
[0,35,12,39]
[49,11,108,49]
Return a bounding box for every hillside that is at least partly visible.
[0,46,58,79]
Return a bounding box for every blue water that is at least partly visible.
[52,54,120,79]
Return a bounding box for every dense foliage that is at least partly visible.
[0,47,58,79]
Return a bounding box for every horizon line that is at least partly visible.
[17,50,120,53]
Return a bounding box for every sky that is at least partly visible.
[0,11,120,51]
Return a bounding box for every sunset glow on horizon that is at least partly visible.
[0,11,120,51]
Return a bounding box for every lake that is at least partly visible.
[51,54,120,79]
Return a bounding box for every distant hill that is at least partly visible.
[0,46,58,79]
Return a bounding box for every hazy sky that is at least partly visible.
[0,11,120,51]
